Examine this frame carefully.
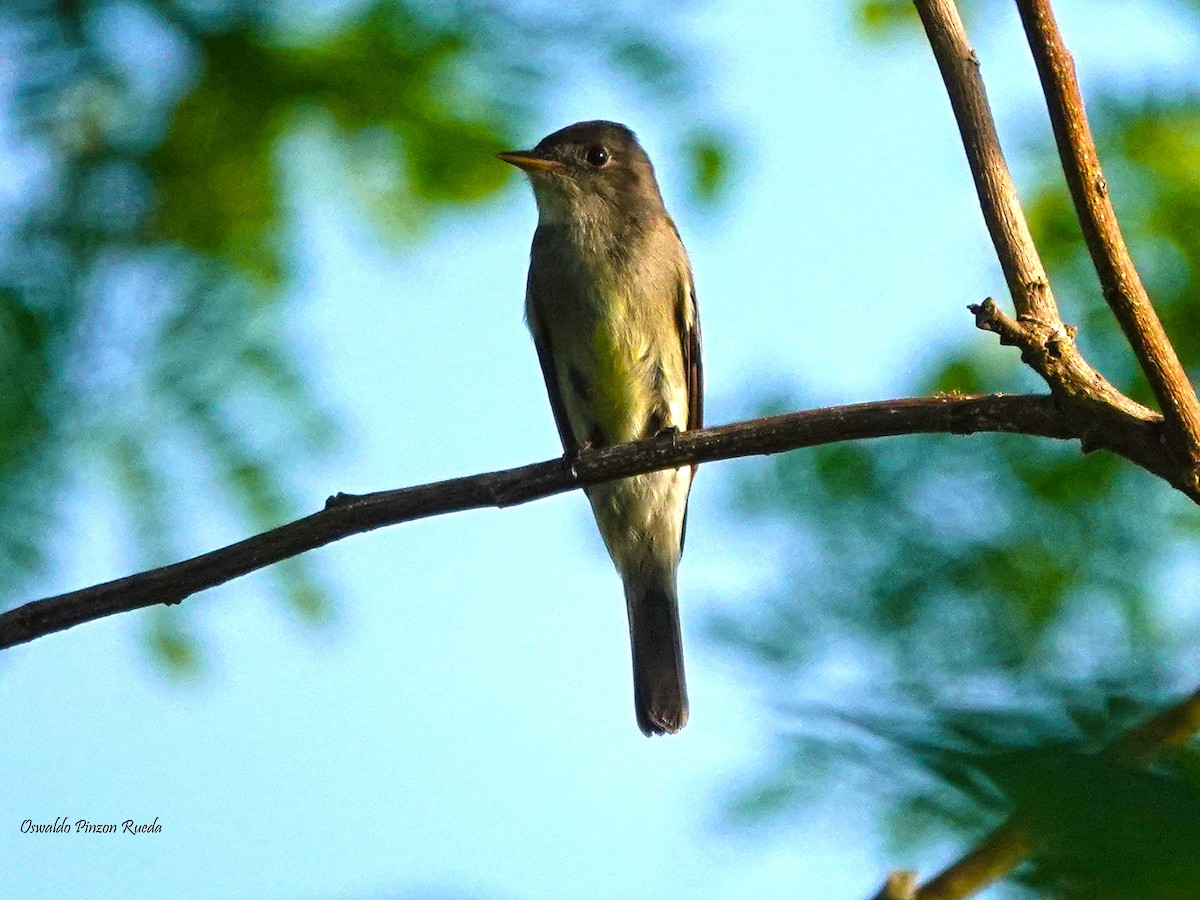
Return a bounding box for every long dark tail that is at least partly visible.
[626,571,688,736]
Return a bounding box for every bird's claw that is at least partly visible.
[655,425,681,447]
[565,441,594,479]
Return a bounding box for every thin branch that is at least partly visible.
[913,0,1053,326]
[907,814,1034,900]
[1015,0,1200,489]
[1,392,1158,653]
[872,871,918,900]
[1109,685,1200,765]
[873,687,1200,900]
[912,0,1146,426]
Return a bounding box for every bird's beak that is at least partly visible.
[497,151,564,173]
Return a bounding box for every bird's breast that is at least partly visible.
[529,218,685,447]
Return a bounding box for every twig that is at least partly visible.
[1108,686,1200,765]
[2,392,1172,652]
[913,0,1053,326]
[908,813,1034,900]
[1015,0,1200,489]
[912,0,1146,426]
[872,871,918,900]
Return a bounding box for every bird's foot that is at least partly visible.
[565,441,594,479]
[654,425,681,447]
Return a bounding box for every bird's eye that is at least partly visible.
[584,145,610,167]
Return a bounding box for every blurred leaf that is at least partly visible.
[854,0,983,40]
[610,38,684,92]
[144,611,203,679]
[931,356,988,395]
[855,1,921,39]
[685,128,735,202]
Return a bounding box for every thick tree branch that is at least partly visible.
[3,392,1169,653]
[912,0,1149,428]
[1015,0,1200,489]
[874,686,1200,900]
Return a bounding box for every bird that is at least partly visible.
[499,121,703,736]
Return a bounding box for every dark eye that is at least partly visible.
[584,145,610,167]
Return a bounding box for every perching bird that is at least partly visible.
[499,121,703,736]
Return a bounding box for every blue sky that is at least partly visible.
[3,1,1194,898]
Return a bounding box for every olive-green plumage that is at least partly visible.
[500,121,702,736]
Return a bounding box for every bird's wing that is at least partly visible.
[677,264,703,552]
[529,319,577,456]
[682,269,703,435]
[525,251,578,457]
[668,217,703,438]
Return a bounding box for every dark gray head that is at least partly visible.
[498,120,666,225]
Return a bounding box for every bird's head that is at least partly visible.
[498,120,665,225]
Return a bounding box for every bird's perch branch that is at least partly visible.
[1,392,1181,653]
[1014,0,1200,489]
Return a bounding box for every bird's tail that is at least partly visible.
[625,569,688,736]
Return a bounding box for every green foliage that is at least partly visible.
[855,0,922,39]
[0,0,726,671]
[853,0,981,41]
[0,289,54,588]
[718,2,1200,894]
[685,129,736,203]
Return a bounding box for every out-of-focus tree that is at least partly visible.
[715,1,1200,896]
[0,0,727,672]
